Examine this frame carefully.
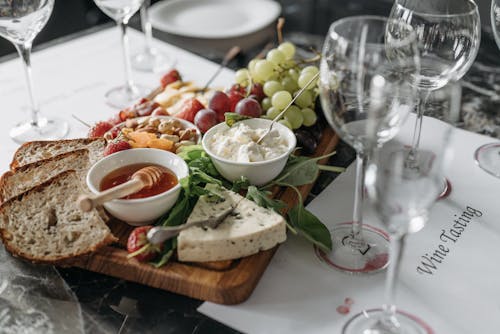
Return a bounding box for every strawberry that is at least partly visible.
[88,121,113,138]
[160,69,181,88]
[103,140,131,156]
[176,98,204,123]
[127,226,163,262]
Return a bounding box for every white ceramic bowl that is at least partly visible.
[202,118,296,186]
[86,148,189,226]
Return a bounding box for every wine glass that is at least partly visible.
[93,0,149,109]
[0,0,68,143]
[318,16,420,273]
[342,120,454,334]
[131,0,172,72]
[475,0,500,178]
[390,0,481,194]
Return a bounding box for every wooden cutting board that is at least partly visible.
[71,128,339,305]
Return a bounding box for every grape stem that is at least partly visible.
[276,17,285,44]
[256,71,319,144]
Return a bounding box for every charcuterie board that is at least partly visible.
[70,128,338,305]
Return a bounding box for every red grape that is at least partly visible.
[209,91,230,122]
[235,98,262,118]
[228,90,244,112]
[250,83,265,102]
[194,108,218,133]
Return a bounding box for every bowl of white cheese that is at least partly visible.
[202,118,296,185]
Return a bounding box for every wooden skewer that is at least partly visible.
[78,166,166,212]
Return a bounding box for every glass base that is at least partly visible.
[10,117,69,144]
[315,223,389,274]
[437,177,451,200]
[342,308,433,334]
[105,84,151,109]
[474,143,500,178]
[131,48,172,73]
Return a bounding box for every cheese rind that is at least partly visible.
[177,189,287,262]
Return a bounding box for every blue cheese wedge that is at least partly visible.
[177,189,287,262]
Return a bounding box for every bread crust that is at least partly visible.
[0,170,117,264]
[0,149,90,203]
[10,138,106,170]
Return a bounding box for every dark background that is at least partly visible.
[1,0,498,65]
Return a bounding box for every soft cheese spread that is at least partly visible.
[207,123,289,162]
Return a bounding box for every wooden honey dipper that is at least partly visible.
[78,165,166,212]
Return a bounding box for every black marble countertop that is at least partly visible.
[2,1,500,333]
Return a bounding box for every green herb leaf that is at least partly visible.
[225,112,251,127]
[189,156,220,177]
[246,186,287,212]
[176,145,205,162]
[288,205,332,251]
[151,239,177,268]
[231,176,251,192]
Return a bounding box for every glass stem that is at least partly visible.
[118,20,135,94]
[407,90,431,164]
[14,42,39,126]
[351,152,367,238]
[381,233,406,326]
[140,0,153,53]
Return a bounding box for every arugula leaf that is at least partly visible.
[176,145,205,162]
[288,205,332,252]
[151,239,177,268]
[231,176,251,192]
[225,112,251,127]
[246,186,287,212]
[189,156,220,177]
[271,152,337,187]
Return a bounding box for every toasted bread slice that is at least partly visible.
[10,138,106,170]
[0,149,92,203]
[0,170,116,264]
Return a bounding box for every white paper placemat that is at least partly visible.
[198,115,500,333]
[0,27,234,172]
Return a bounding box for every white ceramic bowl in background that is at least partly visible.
[202,118,296,186]
[86,148,189,226]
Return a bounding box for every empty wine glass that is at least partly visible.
[0,0,68,143]
[131,0,172,72]
[475,0,500,178]
[342,119,454,334]
[318,16,420,273]
[94,0,149,109]
[390,0,481,194]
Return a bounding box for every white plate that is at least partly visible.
[149,0,281,39]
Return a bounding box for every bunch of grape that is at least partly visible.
[233,42,319,130]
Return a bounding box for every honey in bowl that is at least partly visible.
[100,163,178,200]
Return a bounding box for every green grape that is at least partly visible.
[279,119,293,129]
[266,106,281,119]
[284,105,304,129]
[281,59,297,70]
[294,89,313,108]
[281,76,298,93]
[288,68,299,82]
[301,108,317,126]
[266,49,286,65]
[298,72,319,89]
[235,69,250,85]
[271,91,292,110]
[254,60,274,81]
[263,81,284,97]
[301,65,319,76]
[248,59,258,73]
[261,97,272,111]
[278,42,296,60]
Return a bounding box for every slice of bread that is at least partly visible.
[0,149,92,203]
[10,138,106,170]
[0,170,116,263]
